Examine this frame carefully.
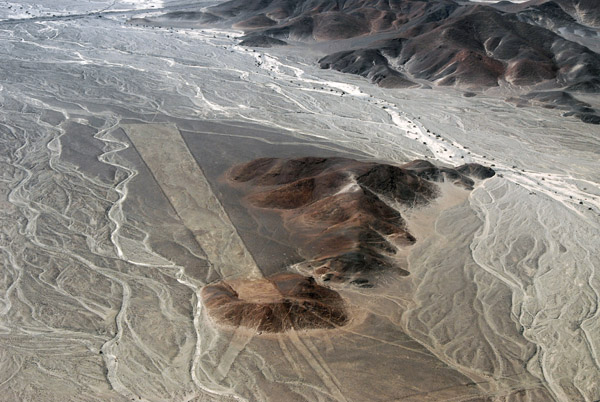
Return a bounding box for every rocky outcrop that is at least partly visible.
[239,34,288,47]
[201,273,348,332]
[319,5,600,92]
[139,0,600,123]
[202,156,494,333]
[227,157,494,287]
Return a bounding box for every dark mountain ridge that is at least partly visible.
[138,0,600,123]
[227,157,494,287]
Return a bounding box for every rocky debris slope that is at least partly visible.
[140,0,600,123]
[227,157,494,288]
[202,273,348,332]
[202,156,493,333]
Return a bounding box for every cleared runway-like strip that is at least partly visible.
[123,123,262,280]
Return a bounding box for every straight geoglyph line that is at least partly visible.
[123,123,262,280]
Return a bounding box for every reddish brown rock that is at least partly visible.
[144,0,600,123]
[227,157,493,287]
[202,273,348,332]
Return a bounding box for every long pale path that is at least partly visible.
[123,123,262,280]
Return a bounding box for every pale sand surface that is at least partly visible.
[123,122,262,280]
[0,10,597,402]
[122,121,485,401]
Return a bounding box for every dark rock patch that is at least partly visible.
[138,0,600,124]
[510,91,600,124]
[227,157,494,286]
[239,34,287,48]
[202,273,348,332]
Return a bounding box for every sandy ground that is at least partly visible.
[0,5,598,401]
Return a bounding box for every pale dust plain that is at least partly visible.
[0,3,598,401]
